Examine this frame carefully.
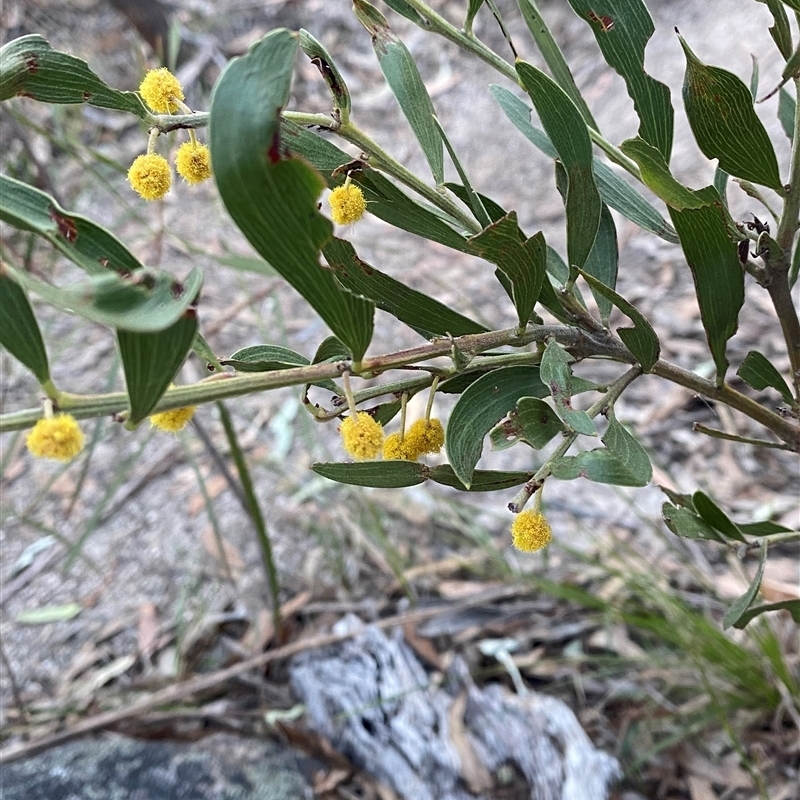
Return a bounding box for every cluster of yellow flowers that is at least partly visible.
[128,68,212,201]
[339,414,444,462]
[26,403,196,463]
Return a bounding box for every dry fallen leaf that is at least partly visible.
[138,602,159,661]
[201,525,245,580]
[448,691,493,794]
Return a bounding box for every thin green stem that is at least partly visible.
[335,121,481,234]
[508,365,643,511]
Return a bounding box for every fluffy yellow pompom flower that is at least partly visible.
[139,68,184,113]
[150,406,196,432]
[328,183,366,225]
[511,510,552,553]
[128,153,172,200]
[175,142,212,184]
[26,414,84,462]
[340,412,384,460]
[405,418,445,456]
[382,432,417,461]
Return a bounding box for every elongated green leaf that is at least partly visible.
[323,237,486,338]
[778,87,796,140]
[0,174,146,276]
[567,0,674,159]
[515,63,602,269]
[577,269,660,371]
[723,543,767,629]
[679,35,783,191]
[353,0,443,183]
[209,30,373,362]
[539,339,596,434]
[485,86,680,242]
[312,460,427,488]
[738,520,792,536]
[282,121,468,251]
[620,137,705,210]
[668,186,744,382]
[758,0,793,59]
[220,344,338,392]
[738,350,795,406]
[429,465,532,491]
[692,490,746,542]
[4,261,202,333]
[466,214,545,327]
[733,599,800,628]
[299,29,351,120]
[582,204,617,325]
[517,0,599,129]
[118,310,198,425]
[0,269,50,384]
[662,503,726,542]
[446,366,548,487]
[0,34,146,116]
[512,396,565,449]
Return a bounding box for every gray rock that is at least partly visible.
[0,732,314,800]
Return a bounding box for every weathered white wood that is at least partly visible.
[291,616,620,800]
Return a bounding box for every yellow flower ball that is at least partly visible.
[175,142,212,185]
[340,411,384,460]
[405,418,445,456]
[382,432,417,461]
[139,67,184,113]
[128,153,172,200]
[328,183,366,225]
[150,406,196,432]
[511,510,552,553]
[26,414,84,462]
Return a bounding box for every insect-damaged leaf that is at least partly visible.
[0,34,146,116]
[466,214,546,328]
[567,0,674,159]
[209,29,373,361]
